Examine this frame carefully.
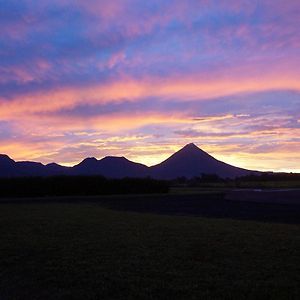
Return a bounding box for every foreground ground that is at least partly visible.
[0,195,299,299]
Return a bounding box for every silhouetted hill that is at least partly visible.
[73,156,149,177]
[0,144,257,178]
[150,143,253,179]
[16,161,45,177]
[45,163,70,176]
[0,154,14,165]
[0,154,16,177]
[0,155,69,177]
[73,157,99,175]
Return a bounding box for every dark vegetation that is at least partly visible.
[172,172,300,188]
[0,203,299,300]
[0,176,169,197]
[0,172,299,198]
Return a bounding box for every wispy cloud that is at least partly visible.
[0,0,299,171]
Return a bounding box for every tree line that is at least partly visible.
[0,176,169,197]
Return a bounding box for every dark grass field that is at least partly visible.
[2,191,299,224]
[0,193,300,299]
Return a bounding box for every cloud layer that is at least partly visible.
[0,0,299,171]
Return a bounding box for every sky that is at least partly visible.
[0,0,300,172]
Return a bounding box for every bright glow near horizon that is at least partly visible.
[0,0,299,172]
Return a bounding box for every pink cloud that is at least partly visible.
[1,56,299,120]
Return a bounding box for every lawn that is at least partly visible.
[0,201,299,299]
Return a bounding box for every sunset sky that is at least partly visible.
[1,0,300,172]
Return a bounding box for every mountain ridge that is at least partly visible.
[0,143,257,178]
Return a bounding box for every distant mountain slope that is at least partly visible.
[0,144,256,178]
[72,156,149,177]
[0,154,69,177]
[0,154,17,177]
[150,143,253,179]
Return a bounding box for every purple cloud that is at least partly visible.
[0,0,299,171]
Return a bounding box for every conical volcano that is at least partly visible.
[150,143,251,179]
[0,144,256,178]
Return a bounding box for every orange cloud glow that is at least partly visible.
[1,66,299,120]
